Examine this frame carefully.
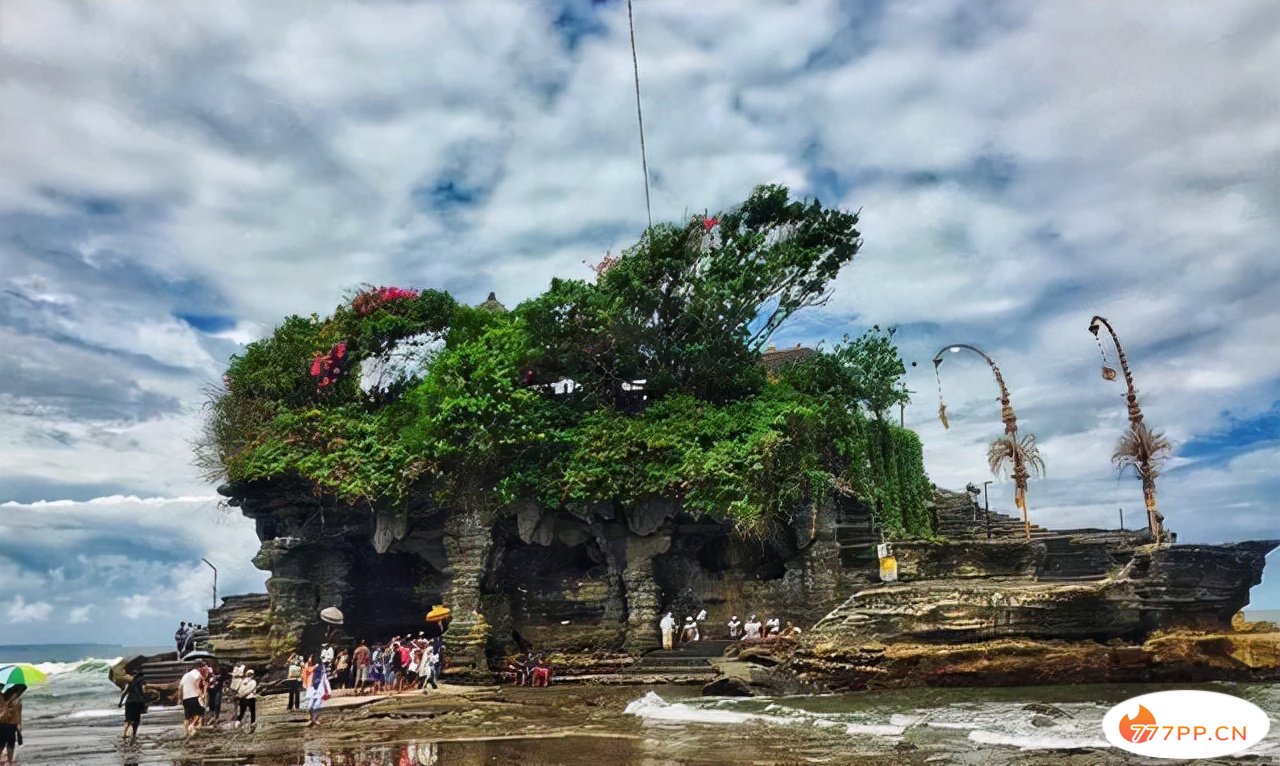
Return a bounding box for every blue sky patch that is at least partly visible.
[1179,400,1280,465]
[175,312,237,334]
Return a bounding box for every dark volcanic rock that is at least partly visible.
[215,478,858,673]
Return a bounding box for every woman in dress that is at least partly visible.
[304,661,331,727]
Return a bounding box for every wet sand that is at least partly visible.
[22,682,1280,765]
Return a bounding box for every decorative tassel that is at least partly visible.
[938,402,950,430]
[1102,366,1117,381]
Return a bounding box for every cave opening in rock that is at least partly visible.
[483,516,626,658]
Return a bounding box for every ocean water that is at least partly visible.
[0,645,170,724]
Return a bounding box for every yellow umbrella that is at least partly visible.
[425,605,451,623]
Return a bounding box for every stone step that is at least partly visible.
[642,640,733,658]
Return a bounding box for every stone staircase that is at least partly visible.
[932,490,1144,582]
[933,490,1056,540]
[625,639,733,681]
[834,501,881,571]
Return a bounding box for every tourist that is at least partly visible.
[302,655,317,691]
[205,665,227,723]
[405,642,420,690]
[727,615,742,639]
[234,669,258,728]
[335,648,351,689]
[765,616,781,638]
[353,640,371,694]
[174,621,188,653]
[744,615,762,640]
[659,612,675,649]
[369,646,386,694]
[680,616,700,643]
[230,660,246,698]
[320,643,335,673]
[385,641,400,691]
[117,669,146,743]
[178,661,206,737]
[431,635,445,677]
[397,641,412,691]
[197,660,215,710]
[0,685,24,763]
[420,642,439,691]
[305,663,332,727]
[285,655,303,710]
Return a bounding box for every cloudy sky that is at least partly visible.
[2,0,1278,645]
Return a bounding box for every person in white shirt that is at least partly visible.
[765,617,781,637]
[320,644,336,672]
[420,644,439,691]
[743,615,762,640]
[727,615,742,639]
[680,617,700,643]
[230,662,246,696]
[234,670,259,728]
[658,613,676,650]
[178,663,206,737]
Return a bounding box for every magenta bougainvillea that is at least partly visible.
[351,286,420,315]
[310,340,348,388]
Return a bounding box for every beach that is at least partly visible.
[6,638,1280,765]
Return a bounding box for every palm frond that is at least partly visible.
[1111,422,1171,479]
[987,432,1046,479]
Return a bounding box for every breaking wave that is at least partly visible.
[624,692,905,737]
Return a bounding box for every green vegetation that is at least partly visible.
[197,185,933,538]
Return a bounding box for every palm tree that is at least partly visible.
[987,433,1046,518]
[1111,421,1171,539]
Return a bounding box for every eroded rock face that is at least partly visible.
[216,478,857,674]
[782,538,1280,690]
[812,541,1277,646]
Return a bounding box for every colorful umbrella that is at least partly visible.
[0,663,48,687]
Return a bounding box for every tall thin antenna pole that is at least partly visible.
[627,0,653,229]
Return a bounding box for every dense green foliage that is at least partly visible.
[197,185,933,538]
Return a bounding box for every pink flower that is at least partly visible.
[311,357,323,377]
[702,216,719,231]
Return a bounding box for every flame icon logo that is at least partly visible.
[1119,704,1158,743]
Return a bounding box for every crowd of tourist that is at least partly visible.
[172,621,206,656]
[658,611,801,648]
[140,624,449,741]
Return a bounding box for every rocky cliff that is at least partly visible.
[210,481,1279,689]
[765,502,1280,690]
[213,476,875,675]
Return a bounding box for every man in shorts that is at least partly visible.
[117,669,147,743]
[178,661,206,737]
[353,640,371,694]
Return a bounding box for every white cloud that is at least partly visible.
[68,605,92,624]
[8,595,53,623]
[0,0,1278,635]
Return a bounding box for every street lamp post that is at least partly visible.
[201,558,218,611]
[1088,316,1165,543]
[983,480,993,539]
[933,343,1034,540]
